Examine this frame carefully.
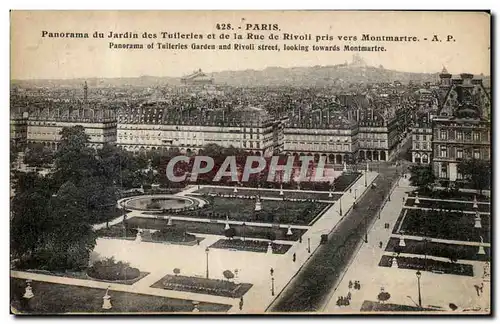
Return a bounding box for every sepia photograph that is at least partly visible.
[9,10,491,315]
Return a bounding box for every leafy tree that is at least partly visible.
[223,270,235,281]
[377,291,391,303]
[409,165,436,193]
[23,143,53,167]
[224,227,236,239]
[458,159,491,194]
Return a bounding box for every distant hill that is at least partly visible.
[11,65,490,88]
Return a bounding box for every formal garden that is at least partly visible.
[404,198,490,213]
[10,278,231,313]
[396,208,490,243]
[194,186,342,201]
[385,238,490,262]
[150,273,253,298]
[99,217,307,242]
[210,238,292,254]
[378,255,474,277]
[181,196,330,225]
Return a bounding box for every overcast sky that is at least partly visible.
[11,11,490,80]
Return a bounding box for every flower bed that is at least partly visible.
[378,255,474,277]
[210,239,292,254]
[96,223,199,245]
[120,217,307,242]
[385,238,490,262]
[87,258,141,281]
[194,186,342,201]
[360,300,435,312]
[150,274,253,298]
[398,208,490,243]
[405,198,490,213]
[408,191,489,202]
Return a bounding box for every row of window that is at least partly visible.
[438,145,482,159]
[438,129,486,142]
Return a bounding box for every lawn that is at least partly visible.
[183,196,330,225]
[360,300,436,312]
[378,255,474,277]
[150,274,252,298]
[194,186,342,201]
[405,198,490,213]
[385,238,490,262]
[397,208,490,243]
[408,191,490,202]
[209,239,292,254]
[10,278,231,314]
[113,217,307,242]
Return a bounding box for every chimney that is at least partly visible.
[460,73,474,86]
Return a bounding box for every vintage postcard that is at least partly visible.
[9,10,491,315]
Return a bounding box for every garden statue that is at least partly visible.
[167,217,173,226]
[473,195,478,209]
[343,161,347,172]
[23,281,34,299]
[366,162,370,173]
[192,302,200,313]
[267,241,273,254]
[474,211,482,229]
[391,256,399,268]
[478,236,486,255]
[255,196,262,212]
[328,189,333,198]
[279,183,284,196]
[102,287,112,310]
[286,225,293,236]
[415,193,420,205]
[399,236,406,247]
[224,216,230,230]
[234,185,238,193]
[135,230,142,242]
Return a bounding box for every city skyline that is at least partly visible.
[11,11,490,80]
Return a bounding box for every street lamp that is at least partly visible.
[364,170,368,187]
[307,237,311,253]
[339,197,343,217]
[205,248,210,279]
[416,270,422,308]
[354,188,358,200]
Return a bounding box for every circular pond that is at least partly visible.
[122,195,196,211]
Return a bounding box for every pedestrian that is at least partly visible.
[348,280,353,290]
[299,236,302,243]
[354,281,360,290]
[196,239,200,245]
[292,253,296,262]
[357,281,361,290]
[239,297,244,310]
[345,298,350,306]
[339,296,345,306]
[336,297,341,307]
[379,241,383,249]
[347,291,351,300]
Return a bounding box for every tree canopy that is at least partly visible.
[457,158,491,194]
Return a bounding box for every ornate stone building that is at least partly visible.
[431,70,491,181]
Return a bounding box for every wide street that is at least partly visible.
[268,136,411,312]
